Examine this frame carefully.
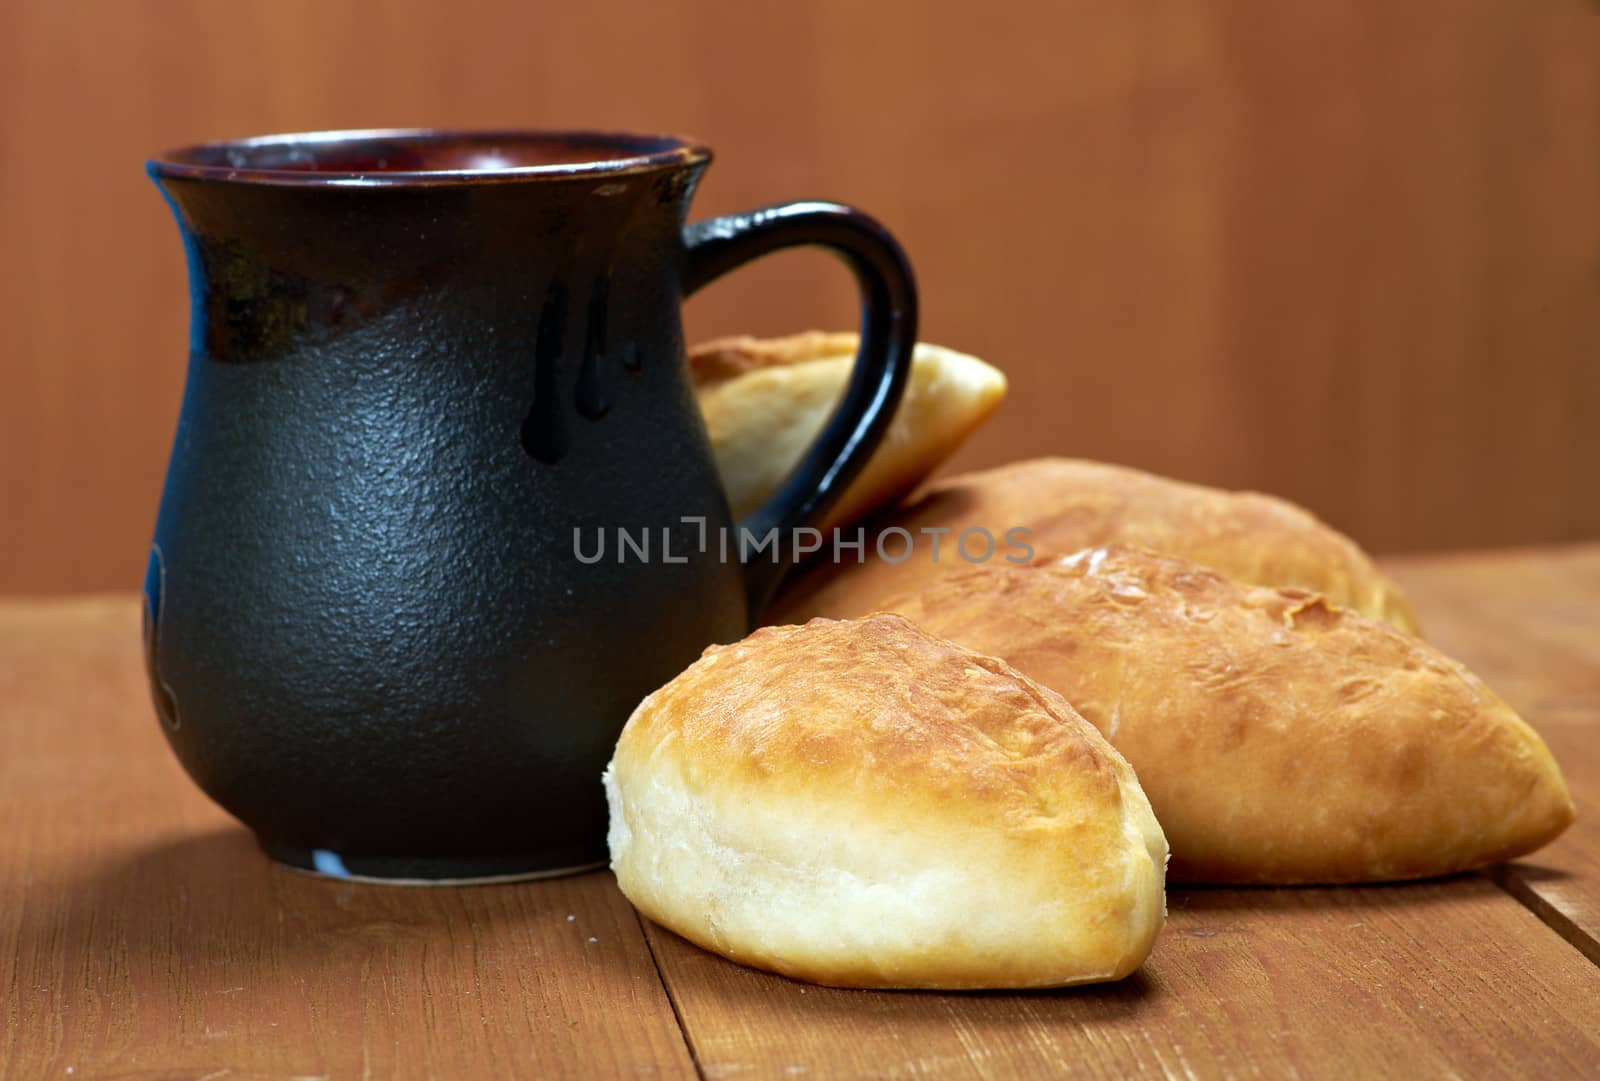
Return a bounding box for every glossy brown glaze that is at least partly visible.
[148,128,710,185]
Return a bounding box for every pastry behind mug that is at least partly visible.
[690,332,1007,533]
[603,613,1167,990]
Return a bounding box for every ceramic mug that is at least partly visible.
[144,129,916,882]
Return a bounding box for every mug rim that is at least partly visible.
[147,127,712,187]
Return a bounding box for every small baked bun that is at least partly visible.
[883,546,1575,884]
[690,332,1006,533]
[772,457,1420,634]
[604,614,1167,989]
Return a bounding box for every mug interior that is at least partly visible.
[148,128,708,185]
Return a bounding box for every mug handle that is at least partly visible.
[683,201,918,622]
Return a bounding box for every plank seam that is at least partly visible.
[1486,866,1600,967]
[636,909,709,1081]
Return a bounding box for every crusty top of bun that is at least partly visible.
[622,613,1128,843]
[772,456,1420,634]
[607,614,1167,989]
[881,545,1575,884]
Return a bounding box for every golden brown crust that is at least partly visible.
[606,614,1167,989]
[688,331,864,384]
[691,332,1007,533]
[882,546,1575,884]
[772,457,1421,634]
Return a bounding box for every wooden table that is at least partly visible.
[3,546,1598,1080]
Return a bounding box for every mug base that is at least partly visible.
[262,841,607,886]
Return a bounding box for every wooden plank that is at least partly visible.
[1387,544,1600,961]
[0,598,698,1080]
[5,548,1598,1080]
[646,877,1600,1080]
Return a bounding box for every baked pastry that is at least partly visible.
[603,613,1167,989]
[691,332,1006,533]
[772,457,1421,634]
[882,545,1575,884]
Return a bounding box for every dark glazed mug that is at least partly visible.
[144,129,916,882]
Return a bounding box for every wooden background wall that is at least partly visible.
[2,0,1597,594]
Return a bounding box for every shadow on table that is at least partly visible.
[642,920,1161,1027]
[1164,866,1574,917]
[36,826,643,985]
[1492,862,1580,888]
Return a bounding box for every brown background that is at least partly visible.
[3,0,1597,594]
